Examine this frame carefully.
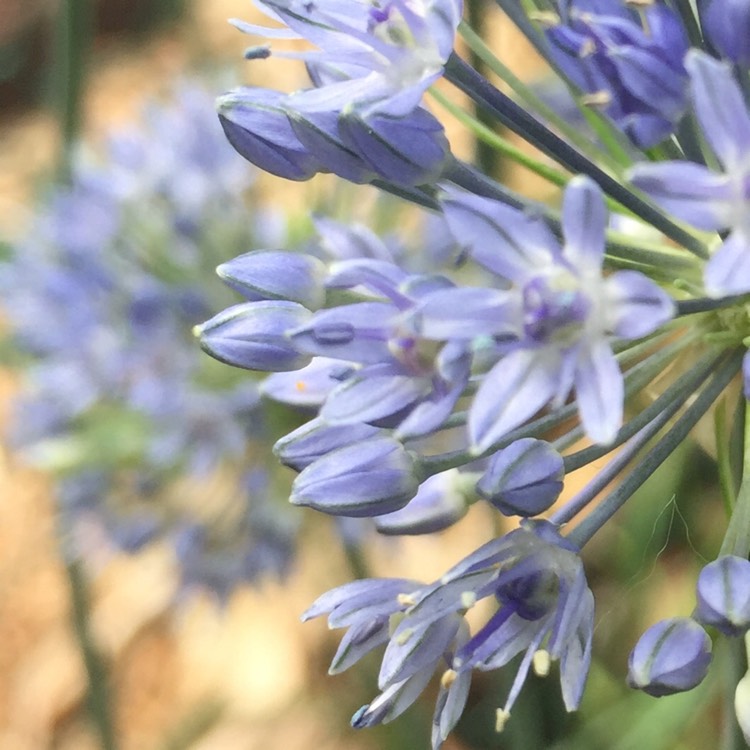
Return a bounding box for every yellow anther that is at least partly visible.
[441,669,458,689]
[533,649,551,677]
[495,708,511,733]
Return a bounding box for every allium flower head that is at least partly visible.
[4,83,298,601]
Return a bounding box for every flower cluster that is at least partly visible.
[4,84,298,602]
[197,0,750,745]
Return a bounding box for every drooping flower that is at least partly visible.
[304,520,594,745]
[219,1,462,184]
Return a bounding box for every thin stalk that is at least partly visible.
[553,418,672,525]
[443,54,710,259]
[568,352,742,547]
[53,0,94,182]
[677,293,750,316]
[463,2,500,175]
[458,21,621,171]
[430,88,570,187]
[563,349,722,473]
[720,400,750,558]
[65,557,118,750]
[442,158,529,210]
[720,637,747,750]
[715,398,738,516]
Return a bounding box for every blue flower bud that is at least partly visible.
[217,250,327,309]
[217,88,323,181]
[476,439,564,517]
[196,300,312,372]
[627,617,712,697]
[286,103,377,184]
[701,0,750,66]
[273,417,382,471]
[338,107,450,186]
[290,436,420,517]
[695,555,750,636]
[374,469,470,535]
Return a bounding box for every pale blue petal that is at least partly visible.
[574,340,623,445]
[685,50,750,169]
[562,176,607,269]
[469,348,562,453]
[604,271,676,338]
[628,161,735,231]
[441,188,560,284]
[705,230,750,296]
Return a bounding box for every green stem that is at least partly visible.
[53,0,94,182]
[720,400,750,558]
[429,88,571,187]
[568,352,742,547]
[65,557,118,750]
[458,20,623,172]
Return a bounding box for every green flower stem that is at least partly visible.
[720,400,750,558]
[562,348,722,473]
[429,87,571,187]
[457,21,623,172]
[720,636,747,750]
[715,398,739,517]
[54,0,94,182]
[568,352,743,548]
[65,556,118,750]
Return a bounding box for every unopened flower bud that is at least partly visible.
[338,106,450,186]
[217,88,323,180]
[627,617,712,697]
[217,250,327,309]
[695,555,750,636]
[477,438,564,517]
[273,417,382,471]
[196,300,311,372]
[290,436,420,517]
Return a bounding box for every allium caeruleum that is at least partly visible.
[4,84,298,602]
[199,0,750,743]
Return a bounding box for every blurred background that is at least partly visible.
[0,2,733,749]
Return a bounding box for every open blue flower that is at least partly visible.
[418,176,674,449]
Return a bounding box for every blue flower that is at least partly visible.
[304,520,594,744]
[544,0,689,146]
[424,176,674,448]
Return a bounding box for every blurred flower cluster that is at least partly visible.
[2,84,299,603]
[195,0,750,745]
